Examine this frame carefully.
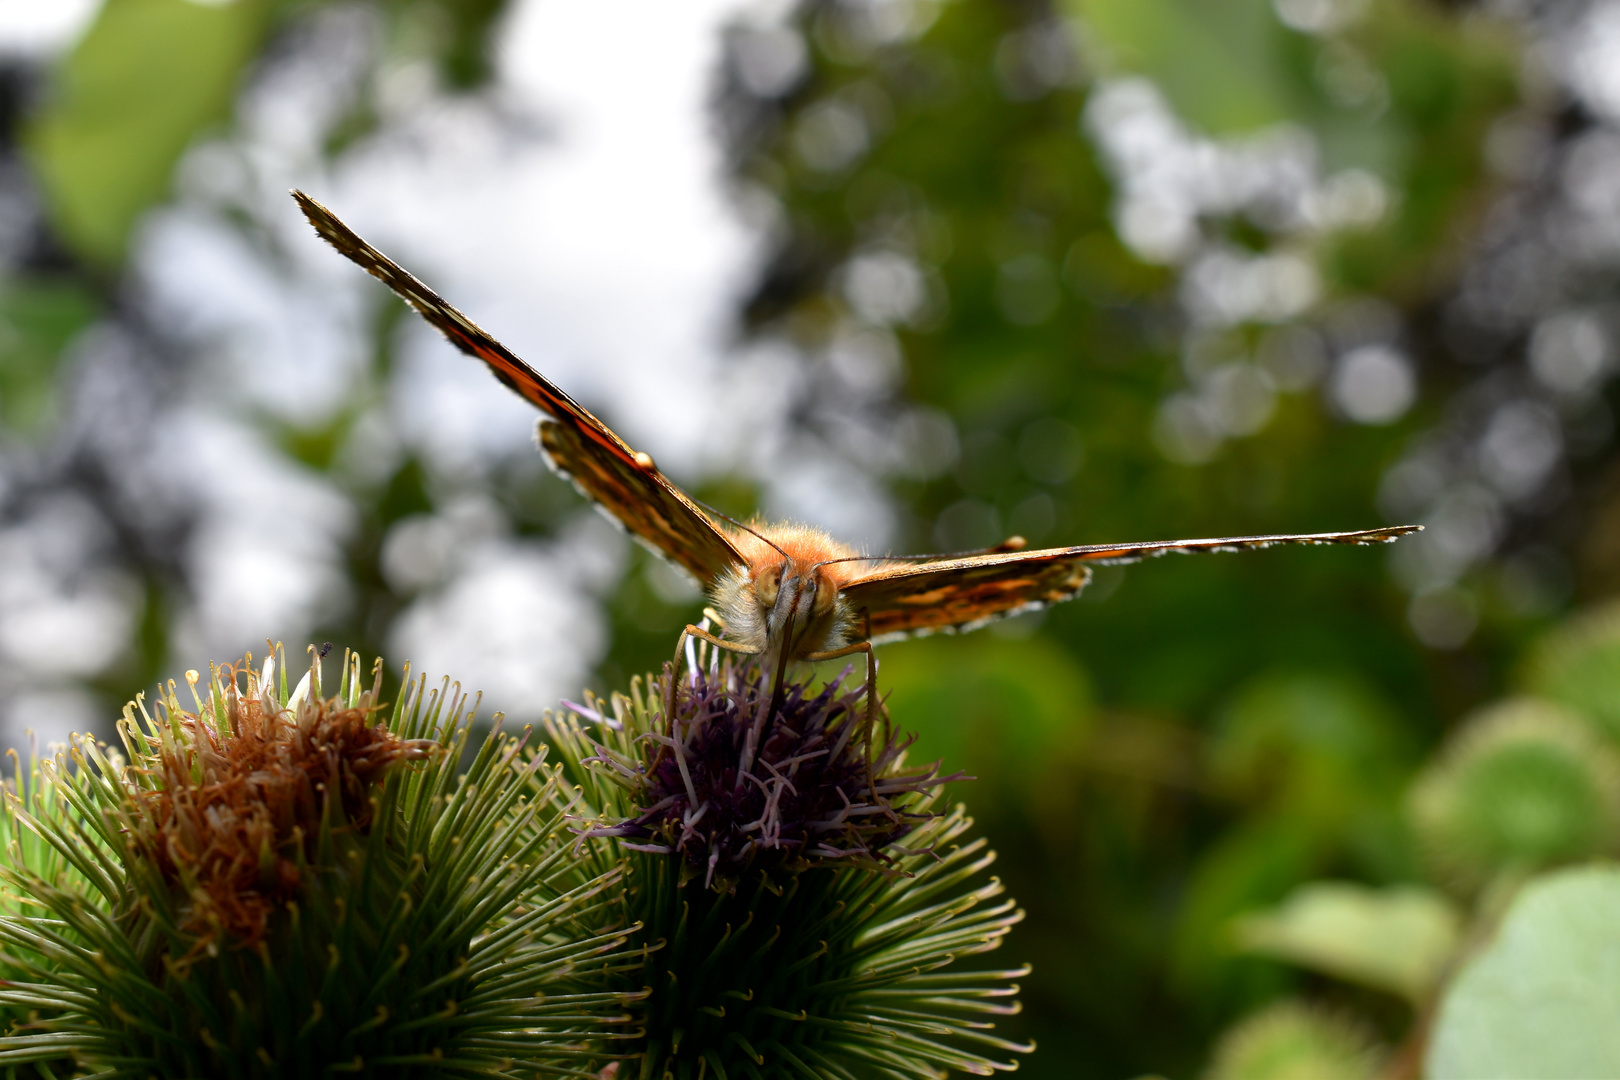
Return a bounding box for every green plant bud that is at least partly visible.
[546,660,1033,1078]
[0,645,640,1078]
[1409,698,1620,892]
[1523,600,1620,744]
[1203,1000,1381,1080]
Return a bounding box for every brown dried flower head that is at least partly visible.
[132,653,437,946]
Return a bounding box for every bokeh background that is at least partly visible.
[1,0,1617,1074]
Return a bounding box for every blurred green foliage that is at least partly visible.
[1075,0,1301,134]
[3,0,1611,1076]
[30,0,273,267]
[884,632,1095,781]
[27,0,513,270]
[0,279,96,431]
[1232,604,1620,1075]
[5,0,519,707]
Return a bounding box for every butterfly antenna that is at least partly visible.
[810,537,1029,573]
[689,496,791,560]
[812,554,913,571]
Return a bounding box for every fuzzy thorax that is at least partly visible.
[710,522,875,659]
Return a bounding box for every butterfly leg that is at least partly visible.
[804,638,879,756]
[668,624,757,720]
[679,624,752,659]
[804,639,892,814]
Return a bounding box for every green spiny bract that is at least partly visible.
[547,660,1033,1079]
[0,742,94,1080]
[0,646,640,1078]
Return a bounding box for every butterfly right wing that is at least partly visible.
[293,190,744,586]
[843,526,1420,641]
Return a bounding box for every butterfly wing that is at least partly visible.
[537,420,746,584]
[843,526,1420,642]
[293,190,744,585]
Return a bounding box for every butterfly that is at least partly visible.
[293,190,1418,733]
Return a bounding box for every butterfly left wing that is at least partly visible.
[842,526,1420,642]
[292,190,745,586]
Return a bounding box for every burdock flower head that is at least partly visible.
[581,659,952,888]
[137,653,437,948]
[0,645,640,1078]
[1409,696,1620,892]
[547,654,1033,1078]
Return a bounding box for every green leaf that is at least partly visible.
[1234,881,1460,1001]
[1066,0,1296,134]
[0,277,99,433]
[27,0,272,267]
[1428,864,1620,1079]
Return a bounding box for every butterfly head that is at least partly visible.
[754,558,844,658]
[712,523,862,661]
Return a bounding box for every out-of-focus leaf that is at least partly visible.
[0,278,99,433]
[1427,864,1620,1079]
[1233,881,1460,1002]
[27,0,272,266]
[1523,600,1620,744]
[1067,0,1295,134]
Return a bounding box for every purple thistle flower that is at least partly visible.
[580,660,960,889]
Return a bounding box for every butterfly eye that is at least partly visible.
[754,564,783,607]
[810,570,837,617]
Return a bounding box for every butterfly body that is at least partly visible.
[291,190,1419,694]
